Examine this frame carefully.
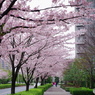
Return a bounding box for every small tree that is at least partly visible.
[63,59,88,87]
[0,33,47,93]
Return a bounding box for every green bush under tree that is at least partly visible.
[63,58,94,88]
[9,84,52,95]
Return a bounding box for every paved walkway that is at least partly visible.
[44,85,71,95]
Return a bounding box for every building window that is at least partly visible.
[76,25,84,30]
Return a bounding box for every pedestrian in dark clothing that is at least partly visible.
[55,80,59,87]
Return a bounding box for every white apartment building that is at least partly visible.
[75,0,95,58]
[0,58,10,70]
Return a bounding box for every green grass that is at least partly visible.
[0,84,26,89]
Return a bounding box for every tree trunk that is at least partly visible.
[89,68,94,89]
[41,78,45,85]
[89,76,94,88]
[11,65,19,94]
[34,77,39,88]
[11,66,16,94]
[11,76,16,94]
[26,82,30,91]
[86,81,88,88]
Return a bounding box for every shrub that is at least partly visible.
[67,82,74,86]
[65,87,75,92]
[38,84,52,91]
[0,84,25,89]
[9,83,52,95]
[13,88,43,95]
[0,84,11,89]
[61,86,74,92]
[0,78,10,84]
[70,87,94,95]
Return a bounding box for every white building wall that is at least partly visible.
[75,0,95,58]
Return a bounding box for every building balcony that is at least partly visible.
[76,52,85,54]
[76,42,85,45]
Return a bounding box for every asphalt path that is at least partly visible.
[0,85,34,95]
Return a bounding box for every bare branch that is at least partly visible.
[0,0,18,19]
[10,4,82,12]
[0,0,6,10]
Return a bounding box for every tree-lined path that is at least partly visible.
[44,85,71,95]
[0,0,95,94]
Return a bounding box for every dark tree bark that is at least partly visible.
[9,52,25,94]
[34,77,39,88]
[11,64,19,94]
[21,66,36,91]
[11,76,16,94]
[26,81,30,91]
[0,0,18,19]
[40,76,45,85]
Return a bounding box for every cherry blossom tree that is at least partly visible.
[0,0,95,94]
[0,0,94,43]
[20,39,70,90]
[35,56,73,86]
[33,47,73,85]
[20,57,44,91]
[0,22,73,93]
[20,26,73,90]
[0,32,49,94]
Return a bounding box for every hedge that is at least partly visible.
[70,87,94,95]
[12,88,43,95]
[9,83,52,95]
[64,87,74,92]
[60,85,74,92]
[0,84,26,89]
[38,84,52,91]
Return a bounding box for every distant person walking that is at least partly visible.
[52,82,56,86]
[55,80,59,87]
